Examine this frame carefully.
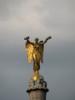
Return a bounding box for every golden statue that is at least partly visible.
[24,36,52,80]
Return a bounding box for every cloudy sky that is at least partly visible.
[0,0,75,100]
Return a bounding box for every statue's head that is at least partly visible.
[35,38,39,43]
[39,40,43,43]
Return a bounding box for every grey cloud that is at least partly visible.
[0,0,27,20]
[0,0,75,42]
[36,0,75,40]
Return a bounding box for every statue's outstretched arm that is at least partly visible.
[43,36,52,44]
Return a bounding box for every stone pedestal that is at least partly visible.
[27,75,49,100]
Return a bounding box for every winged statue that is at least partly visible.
[24,36,51,71]
[24,36,52,80]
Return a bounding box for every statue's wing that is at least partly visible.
[25,42,34,63]
[39,44,44,63]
